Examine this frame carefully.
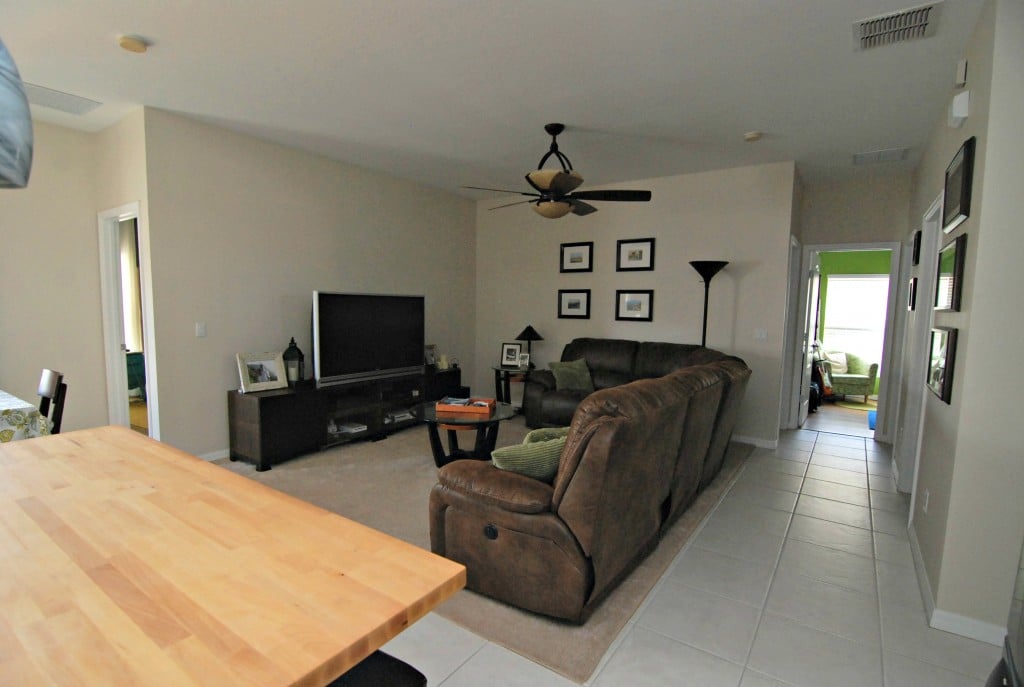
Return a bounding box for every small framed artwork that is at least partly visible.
[560,241,593,273]
[907,277,918,311]
[558,289,591,319]
[615,289,654,322]
[934,234,967,311]
[424,343,437,366]
[616,238,655,271]
[911,230,922,266]
[500,342,522,367]
[942,136,976,233]
[927,327,957,404]
[236,351,288,393]
[518,353,531,368]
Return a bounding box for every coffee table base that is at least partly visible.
[427,422,500,467]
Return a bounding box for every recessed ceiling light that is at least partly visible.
[743,131,763,142]
[118,35,150,54]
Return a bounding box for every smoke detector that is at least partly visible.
[853,2,942,50]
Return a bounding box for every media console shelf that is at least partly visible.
[228,367,463,471]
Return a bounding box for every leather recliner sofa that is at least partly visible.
[428,339,750,622]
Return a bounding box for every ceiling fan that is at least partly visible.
[464,123,652,219]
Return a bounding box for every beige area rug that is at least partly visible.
[834,398,878,411]
[218,417,754,684]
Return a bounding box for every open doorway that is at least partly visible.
[789,242,902,442]
[119,218,148,434]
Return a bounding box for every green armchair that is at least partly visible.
[822,351,878,403]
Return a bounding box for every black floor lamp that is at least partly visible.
[689,261,729,347]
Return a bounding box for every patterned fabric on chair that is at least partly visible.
[822,351,877,403]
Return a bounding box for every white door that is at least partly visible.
[797,255,821,426]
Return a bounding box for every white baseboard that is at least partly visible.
[909,523,1004,647]
[732,434,778,449]
[198,448,230,462]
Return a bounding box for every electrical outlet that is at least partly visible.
[922,489,930,514]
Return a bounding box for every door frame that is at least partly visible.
[97,202,160,439]
[784,241,903,443]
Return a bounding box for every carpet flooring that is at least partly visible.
[217,417,753,683]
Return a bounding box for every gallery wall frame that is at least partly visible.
[912,230,922,266]
[558,289,591,319]
[934,234,967,312]
[908,277,917,311]
[942,136,975,233]
[560,241,594,273]
[927,327,957,404]
[615,289,654,321]
[616,238,655,271]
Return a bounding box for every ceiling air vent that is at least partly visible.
[853,147,910,166]
[853,2,942,50]
[24,82,102,116]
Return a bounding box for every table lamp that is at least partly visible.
[689,261,729,347]
[515,325,543,368]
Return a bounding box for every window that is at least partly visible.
[821,275,889,366]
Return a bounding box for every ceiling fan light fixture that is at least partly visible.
[532,201,572,219]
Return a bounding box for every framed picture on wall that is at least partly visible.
[934,234,967,311]
[615,289,654,321]
[616,238,655,271]
[560,241,593,272]
[942,137,976,233]
[927,327,957,403]
[558,289,591,319]
[911,230,922,266]
[908,277,917,311]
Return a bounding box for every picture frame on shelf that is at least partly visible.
[424,343,437,366]
[560,241,594,273]
[942,136,975,233]
[236,351,288,393]
[518,353,530,368]
[500,342,522,367]
[558,289,591,319]
[616,238,655,271]
[615,289,654,322]
[934,234,967,311]
[927,327,957,404]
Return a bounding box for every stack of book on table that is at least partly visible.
[435,397,496,415]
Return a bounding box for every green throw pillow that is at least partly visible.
[492,435,567,482]
[549,358,594,392]
[524,426,571,443]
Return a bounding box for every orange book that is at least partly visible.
[435,397,496,414]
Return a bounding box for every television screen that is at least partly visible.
[313,292,425,386]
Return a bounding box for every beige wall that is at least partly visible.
[910,0,1024,632]
[141,109,477,455]
[473,161,797,446]
[0,122,109,430]
[801,174,912,245]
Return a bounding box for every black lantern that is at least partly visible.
[282,337,304,386]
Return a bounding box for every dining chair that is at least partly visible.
[38,368,67,434]
[327,650,426,686]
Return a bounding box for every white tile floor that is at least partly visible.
[383,426,1002,686]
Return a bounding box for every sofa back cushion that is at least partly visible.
[561,338,637,376]
[664,367,725,523]
[699,359,752,489]
[633,342,705,379]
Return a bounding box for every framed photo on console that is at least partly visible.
[560,241,593,273]
[615,289,654,322]
[927,327,957,403]
[236,351,288,393]
[558,289,591,319]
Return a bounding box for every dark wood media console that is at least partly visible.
[228,367,464,471]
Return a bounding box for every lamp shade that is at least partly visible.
[0,37,33,188]
[689,260,729,282]
[532,201,572,219]
[515,325,543,342]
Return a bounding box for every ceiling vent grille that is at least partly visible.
[853,2,942,50]
[24,82,102,116]
[853,147,910,166]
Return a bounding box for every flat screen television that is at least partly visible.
[312,291,425,387]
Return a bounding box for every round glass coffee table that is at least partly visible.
[414,402,517,467]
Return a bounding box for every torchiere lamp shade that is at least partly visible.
[690,261,729,347]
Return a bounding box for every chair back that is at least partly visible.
[37,368,67,434]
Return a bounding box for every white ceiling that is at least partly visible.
[2,1,984,198]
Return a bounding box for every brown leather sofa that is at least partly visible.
[428,339,750,622]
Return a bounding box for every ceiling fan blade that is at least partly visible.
[569,200,598,216]
[489,199,535,210]
[570,189,652,202]
[462,185,538,197]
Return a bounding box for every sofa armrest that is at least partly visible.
[436,460,554,514]
[525,369,556,392]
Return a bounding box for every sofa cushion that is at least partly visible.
[524,426,571,443]
[561,338,637,375]
[492,434,567,482]
[634,342,704,378]
[550,358,594,392]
